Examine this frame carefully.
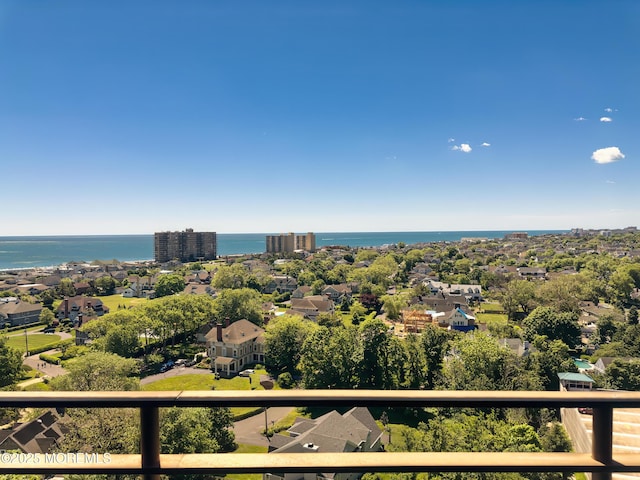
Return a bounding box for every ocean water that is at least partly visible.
[0,230,565,270]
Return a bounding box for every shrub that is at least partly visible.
[277,372,294,389]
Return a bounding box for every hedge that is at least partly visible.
[29,338,75,356]
[39,353,61,365]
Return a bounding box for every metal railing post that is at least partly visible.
[592,406,613,480]
[140,405,161,480]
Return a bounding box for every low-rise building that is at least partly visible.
[0,300,43,327]
[206,319,265,377]
[265,407,383,480]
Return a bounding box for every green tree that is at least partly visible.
[311,279,326,295]
[299,325,362,388]
[213,288,263,325]
[0,338,23,388]
[527,336,575,390]
[53,352,141,463]
[103,324,141,357]
[421,324,451,389]
[522,306,581,348]
[500,280,538,321]
[39,307,56,326]
[605,359,640,390]
[537,276,583,314]
[442,332,524,391]
[382,293,408,321]
[94,275,117,295]
[155,273,186,297]
[211,263,249,289]
[358,317,406,389]
[52,351,140,391]
[264,315,318,374]
[57,278,76,297]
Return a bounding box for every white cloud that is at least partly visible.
[592,146,625,164]
[480,142,491,147]
[447,138,455,143]
[452,143,472,153]
[604,107,613,112]
[600,116,613,122]
[606,180,616,184]
[574,117,587,121]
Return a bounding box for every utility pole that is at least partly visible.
[24,326,29,356]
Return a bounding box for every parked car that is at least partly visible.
[578,407,593,415]
[239,369,254,377]
[160,361,175,373]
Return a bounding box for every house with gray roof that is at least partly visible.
[0,410,65,454]
[265,407,383,480]
[0,300,42,327]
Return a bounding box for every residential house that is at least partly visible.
[517,267,547,280]
[265,407,383,480]
[291,286,312,299]
[441,307,477,332]
[322,284,352,303]
[56,296,109,324]
[499,338,531,357]
[264,275,298,294]
[488,265,518,276]
[12,283,49,296]
[0,300,43,327]
[0,410,65,454]
[183,283,216,296]
[412,262,433,275]
[558,372,595,391]
[424,281,482,302]
[289,295,335,321]
[593,357,633,375]
[206,319,265,377]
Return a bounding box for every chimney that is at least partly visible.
[216,323,223,342]
[64,298,69,317]
[224,317,230,328]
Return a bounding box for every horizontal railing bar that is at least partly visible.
[2,452,640,475]
[2,389,640,408]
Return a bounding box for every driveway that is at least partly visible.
[233,406,297,447]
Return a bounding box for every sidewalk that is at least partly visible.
[23,349,68,378]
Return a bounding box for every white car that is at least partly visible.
[239,369,255,377]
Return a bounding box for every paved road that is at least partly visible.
[23,349,68,378]
[233,406,297,447]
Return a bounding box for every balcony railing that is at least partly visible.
[2,389,640,480]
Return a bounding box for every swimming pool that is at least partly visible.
[574,358,593,370]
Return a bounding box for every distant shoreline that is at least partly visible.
[0,230,573,271]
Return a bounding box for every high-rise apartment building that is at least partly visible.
[266,232,316,253]
[154,229,217,263]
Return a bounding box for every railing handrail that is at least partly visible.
[1,389,639,480]
[2,389,640,407]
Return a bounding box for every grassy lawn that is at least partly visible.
[3,334,61,353]
[99,294,150,312]
[225,445,267,480]
[479,302,504,312]
[143,374,216,391]
[142,370,269,418]
[475,312,508,324]
[21,381,52,391]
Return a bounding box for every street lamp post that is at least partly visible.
[24,326,29,356]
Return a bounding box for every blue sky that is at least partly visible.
[1,0,638,235]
